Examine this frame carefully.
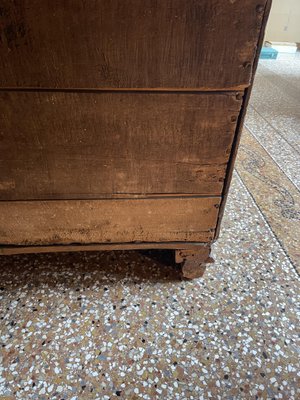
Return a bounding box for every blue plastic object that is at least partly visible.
[260,47,278,60]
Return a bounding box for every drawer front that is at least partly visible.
[0,197,220,245]
[0,0,267,89]
[0,91,242,200]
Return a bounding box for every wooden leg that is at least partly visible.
[175,245,214,279]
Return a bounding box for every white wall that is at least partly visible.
[265,0,300,43]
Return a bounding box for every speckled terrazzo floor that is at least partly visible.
[1,57,300,399]
[238,53,300,273]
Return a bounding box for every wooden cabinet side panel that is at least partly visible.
[215,0,273,238]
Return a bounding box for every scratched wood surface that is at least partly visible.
[0,197,220,245]
[0,0,272,255]
[0,0,268,90]
[0,91,242,200]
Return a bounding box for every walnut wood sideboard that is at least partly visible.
[0,1,271,278]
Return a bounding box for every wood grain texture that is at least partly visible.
[0,91,242,200]
[0,197,220,245]
[0,0,267,90]
[214,0,273,239]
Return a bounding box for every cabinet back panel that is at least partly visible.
[0,0,267,89]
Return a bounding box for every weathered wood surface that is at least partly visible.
[176,246,214,279]
[0,0,272,266]
[0,197,220,245]
[214,0,273,240]
[0,0,268,90]
[0,242,209,256]
[0,91,242,200]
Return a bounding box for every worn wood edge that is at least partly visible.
[0,242,211,256]
[182,264,207,279]
[214,0,273,240]
[0,194,221,203]
[175,247,210,263]
[175,246,214,279]
[0,193,224,202]
[0,87,247,93]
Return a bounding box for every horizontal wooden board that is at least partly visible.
[0,0,267,89]
[0,242,208,255]
[0,197,220,245]
[0,91,242,200]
